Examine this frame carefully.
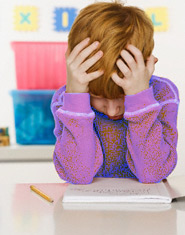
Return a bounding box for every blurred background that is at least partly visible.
[0,0,185,181]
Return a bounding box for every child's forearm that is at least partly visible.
[126,108,178,183]
[52,91,103,184]
[124,83,179,183]
[53,121,103,184]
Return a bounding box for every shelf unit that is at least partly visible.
[0,145,55,162]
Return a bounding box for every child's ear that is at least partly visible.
[145,55,158,65]
[154,57,158,64]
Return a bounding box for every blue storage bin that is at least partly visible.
[10,90,56,145]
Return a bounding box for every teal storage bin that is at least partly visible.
[10,90,56,145]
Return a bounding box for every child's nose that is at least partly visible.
[106,103,120,117]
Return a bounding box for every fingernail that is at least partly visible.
[94,41,99,47]
[97,51,103,56]
[121,49,126,54]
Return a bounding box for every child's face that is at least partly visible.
[90,94,125,120]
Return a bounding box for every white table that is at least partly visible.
[1,183,185,235]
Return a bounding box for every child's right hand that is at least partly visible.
[65,38,104,93]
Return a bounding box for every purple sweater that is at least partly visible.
[51,75,179,184]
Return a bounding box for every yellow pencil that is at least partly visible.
[30,185,54,203]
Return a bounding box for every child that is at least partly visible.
[51,1,179,184]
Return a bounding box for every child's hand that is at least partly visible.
[65,38,104,93]
[111,44,157,95]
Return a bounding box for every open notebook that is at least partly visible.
[62,176,185,204]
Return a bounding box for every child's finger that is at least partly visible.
[116,59,132,78]
[80,50,103,72]
[65,47,70,59]
[87,70,104,82]
[111,72,125,87]
[72,41,100,69]
[126,44,145,67]
[67,38,90,63]
[120,49,137,71]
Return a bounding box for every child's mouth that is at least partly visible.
[108,114,123,120]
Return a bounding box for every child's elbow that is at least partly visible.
[137,161,177,184]
[137,173,164,184]
[138,177,163,184]
[67,175,94,185]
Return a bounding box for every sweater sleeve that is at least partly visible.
[124,80,179,184]
[51,86,103,184]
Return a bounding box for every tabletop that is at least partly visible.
[1,183,185,235]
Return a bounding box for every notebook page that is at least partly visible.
[62,178,171,203]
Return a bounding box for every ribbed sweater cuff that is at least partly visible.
[62,92,93,114]
[124,87,159,113]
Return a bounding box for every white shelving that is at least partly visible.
[0,144,55,161]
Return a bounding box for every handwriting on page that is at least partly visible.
[69,187,152,196]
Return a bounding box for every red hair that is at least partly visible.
[68,1,154,98]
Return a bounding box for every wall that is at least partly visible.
[0,0,184,175]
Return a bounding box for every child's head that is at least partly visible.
[68,1,154,99]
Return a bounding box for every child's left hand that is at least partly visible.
[111,44,158,95]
